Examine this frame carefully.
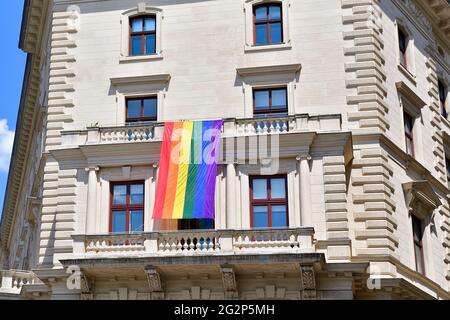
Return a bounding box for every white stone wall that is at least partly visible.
[2,0,449,299]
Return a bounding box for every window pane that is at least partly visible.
[255,6,267,21]
[405,138,413,156]
[255,24,267,45]
[130,210,144,232]
[272,205,287,227]
[144,17,156,31]
[270,23,282,43]
[131,18,143,32]
[252,179,268,199]
[130,184,144,204]
[143,98,157,118]
[127,100,141,119]
[112,211,126,233]
[131,36,142,56]
[145,34,156,54]
[271,178,286,199]
[254,90,269,110]
[269,6,281,20]
[113,185,127,205]
[272,89,287,109]
[253,206,268,228]
[414,244,424,274]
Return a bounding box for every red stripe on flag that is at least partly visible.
[152,122,174,219]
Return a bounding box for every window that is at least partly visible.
[126,96,157,123]
[130,15,156,56]
[439,79,448,119]
[178,219,215,230]
[110,181,144,233]
[404,111,414,157]
[411,215,425,275]
[253,3,283,46]
[253,87,288,117]
[250,176,288,228]
[398,27,408,68]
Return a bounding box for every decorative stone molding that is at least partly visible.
[120,4,164,62]
[46,10,79,150]
[39,163,78,266]
[236,64,301,117]
[439,198,450,282]
[342,0,389,134]
[352,148,398,256]
[243,0,292,52]
[144,266,164,300]
[402,181,441,219]
[220,265,238,299]
[322,156,349,241]
[299,265,316,299]
[426,57,448,185]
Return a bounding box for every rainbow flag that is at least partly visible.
[153,120,223,219]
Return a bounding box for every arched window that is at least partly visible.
[129,15,156,56]
[253,3,283,45]
[398,27,409,68]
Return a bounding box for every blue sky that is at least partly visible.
[0,2,26,216]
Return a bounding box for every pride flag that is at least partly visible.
[152,120,223,220]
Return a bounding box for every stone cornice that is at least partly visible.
[1,0,50,250]
[394,0,450,48]
[19,0,49,53]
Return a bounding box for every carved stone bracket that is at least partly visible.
[300,265,316,300]
[144,266,164,300]
[403,181,441,220]
[220,265,238,299]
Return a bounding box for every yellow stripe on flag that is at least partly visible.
[172,122,194,219]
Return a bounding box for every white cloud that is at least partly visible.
[0,119,15,172]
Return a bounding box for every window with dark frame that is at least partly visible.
[126,96,157,123]
[110,181,144,233]
[439,79,448,119]
[403,111,414,157]
[250,176,288,229]
[253,3,283,46]
[253,87,288,117]
[398,27,408,68]
[130,15,156,56]
[411,215,425,275]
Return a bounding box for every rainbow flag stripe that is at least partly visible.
[153,120,223,220]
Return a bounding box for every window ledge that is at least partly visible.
[398,63,417,86]
[244,42,292,53]
[119,54,163,63]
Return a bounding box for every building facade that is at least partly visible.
[0,0,450,300]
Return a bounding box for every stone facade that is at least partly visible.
[0,0,449,300]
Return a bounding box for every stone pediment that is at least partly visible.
[402,181,441,219]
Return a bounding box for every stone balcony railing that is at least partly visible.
[61,114,342,146]
[72,228,315,258]
[0,270,39,295]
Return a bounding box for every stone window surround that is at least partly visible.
[110,74,171,125]
[395,18,417,84]
[437,71,450,121]
[402,181,441,278]
[396,81,426,162]
[120,4,163,63]
[244,0,291,53]
[236,63,301,118]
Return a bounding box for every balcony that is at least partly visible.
[0,270,39,296]
[72,228,315,259]
[60,114,342,147]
